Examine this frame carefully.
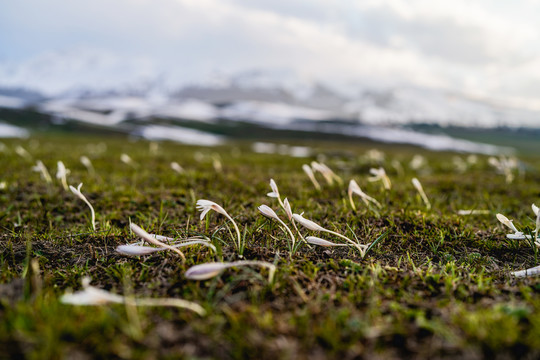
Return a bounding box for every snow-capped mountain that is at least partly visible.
[0,49,537,153]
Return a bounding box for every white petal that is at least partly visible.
[61,286,124,305]
[269,179,279,195]
[306,236,345,247]
[200,208,210,221]
[116,245,160,256]
[496,213,519,233]
[283,198,293,220]
[185,262,228,280]
[258,205,279,220]
[292,213,325,231]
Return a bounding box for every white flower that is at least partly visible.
[348,180,381,210]
[452,156,468,173]
[410,154,427,170]
[488,155,518,184]
[267,179,280,198]
[306,236,348,247]
[283,198,293,221]
[185,260,276,282]
[258,205,280,221]
[302,164,321,190]
[15,145,32,160]
[512,265,540,278]
[365,149,385,163]
[457,209,490,216]
[293,212,367,255]
[196,199,229,221]
[258,204,296,253]
[196,199,242,251]
[496,213,520,233]
[311,161,342,185]
[184,262,229,280]
[368,167,391,190]
[32,160,53,183]
[292,213,326,232]
[120,153,137,167]
[212,155,223,173]
[116,239,216,256]
[56,161,70,191]
[61,277,205,315]
[130,223,186,262]
[412,178,431,210]
[61,277,123,305]
[170,162,184,174]
[80,156,95,175]
[69,183,96,231]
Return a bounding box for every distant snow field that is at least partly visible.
[0,123,29,138]
[136,125,224,146]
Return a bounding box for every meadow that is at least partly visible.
[1,134,540,359]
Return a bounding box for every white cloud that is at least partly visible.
[1,0,540,109]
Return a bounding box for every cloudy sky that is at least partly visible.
[1,0,540,109]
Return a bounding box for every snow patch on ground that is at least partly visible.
[135,125,224,146]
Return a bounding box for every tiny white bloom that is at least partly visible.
[267,179,280,198]
[306,236,348,247]
[457,209,490,216]
[512,265,540,278]
[212,155,223,173]
[258,205,280,221]
[283,198,293,221]
[130,223,186,261]
[311,161,342,185]
[348,179,381,210]
[185,262,229,280]
[185,260,276,282]
[116,240,216,256]
[410,155,427,170]
[292,213,326,232]
[196,199,242,251]
[15,145,32,160]
[32,160,53,184]
[80,156,95,175]
[120,153,137,167]
[69,183,96,231]
[170,162,184,174]
[258,204,296,252]
[61,277,205,315]
[302,164,321,190]
[196,199,229,221]
[293,212,367,255]
[496,213,520,234]
[412,178,431,210]
[61,277,124,305]
[368,167,391,190]
[56,161,70,191]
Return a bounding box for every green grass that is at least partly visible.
[1,134,540,359]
